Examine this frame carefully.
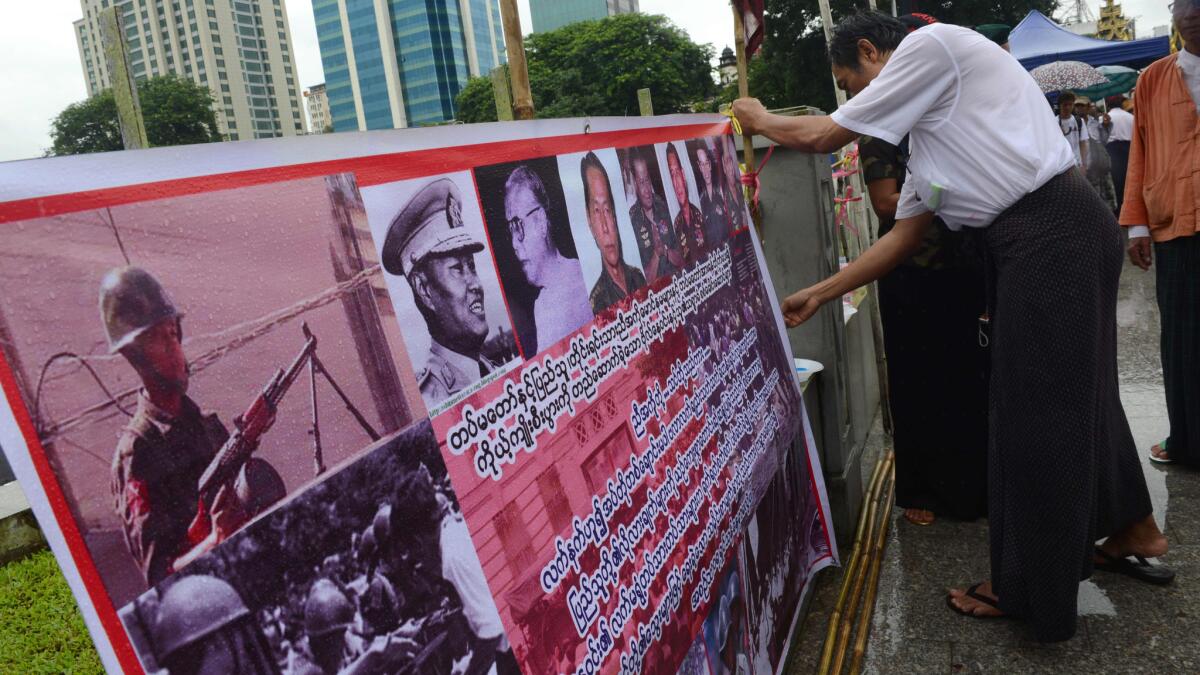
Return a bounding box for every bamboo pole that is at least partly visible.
[497,0,534,120]
[732,4,755,170]
[99,6,148,149]
[849,458,897,674]
[829,451,893,674]
[817,451,892,675]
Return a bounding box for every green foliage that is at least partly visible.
[456,69,503,124]
[137,75,224,147]
[455,14,716,122]
[0,550,103,673]
[748,0,1058,113]
[47,91,122,156]
[49,74,223,155]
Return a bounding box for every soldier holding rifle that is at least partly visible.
[102,266,285,587]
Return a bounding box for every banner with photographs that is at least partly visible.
[0,116,835,674]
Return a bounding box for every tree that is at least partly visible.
[455,14,716,123]
[48,74,224,155]
[748,0,1058,114]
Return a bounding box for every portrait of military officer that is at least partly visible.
[381,178,511,409]
[578,151,647,313]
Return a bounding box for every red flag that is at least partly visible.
[734,0,765,58]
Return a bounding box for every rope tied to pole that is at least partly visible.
[739,144,775,211]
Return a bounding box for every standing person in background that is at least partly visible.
[1085,102,1118,213]
[1106,95,1135,216]
[1058,91,1090,169]
[858,12,989,527]
[1122,0,1200,466]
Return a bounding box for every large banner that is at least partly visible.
[0,116,835,674]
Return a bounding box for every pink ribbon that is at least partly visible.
[739,145,775,209]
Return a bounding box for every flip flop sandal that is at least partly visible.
[904,510,935,526]
[1094,547,1177,585]
[946,583,1006,619]
[1149,439,1173,464]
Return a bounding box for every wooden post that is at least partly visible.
[491,66,514,121]
[732,5,755,169]
[637,88,654,116]
[99,6,148,150]
[497,0,535,120]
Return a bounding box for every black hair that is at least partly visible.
[579,151,616,216]
[1059,91,1077,104]
[828,11,908,70]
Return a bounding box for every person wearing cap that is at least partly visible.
[382,178,502,409]
[101,266,282,588]
[290,577,418,675]
[974,23,1011,51]
[1123,0,1200,466]
[734,10,1169,642]
[579,151,647,313]
[502,165,595,353]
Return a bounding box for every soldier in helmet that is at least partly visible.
[291,578,417,675]
[101,266,284,587]
[149,574,280,675]
[381,178,509,409]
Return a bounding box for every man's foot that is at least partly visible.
[1150,441,1173,464]
[1098,514,1169,561]
[903,508,935,526]
[947,581,1004,618]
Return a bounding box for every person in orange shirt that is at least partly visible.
[1122,0,1200,465]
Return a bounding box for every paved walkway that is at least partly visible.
[786,258,1196,673]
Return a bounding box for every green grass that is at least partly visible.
[0,550,103,673]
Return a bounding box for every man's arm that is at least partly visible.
[865,178,900,219]
[733,98,858,154]
[1121,83,1152,270]
[781,211,936,326]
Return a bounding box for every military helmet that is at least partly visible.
[303,578,354,638]
[152,575,250,661]
[371,503,392,547]
[99,266,180,353]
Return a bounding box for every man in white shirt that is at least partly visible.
[1105,97,1135,214]
[733,10,1168,644]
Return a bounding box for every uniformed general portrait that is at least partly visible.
[474,157,595,357]
[556,149,648,316]
[616,145,687,284]
[362,172,518,413]
[0,174,423,611]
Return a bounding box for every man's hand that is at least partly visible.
[732,98,769,136]
[781,288,825,328]
[1128,236,1153,270]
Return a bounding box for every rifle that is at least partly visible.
[185,324,318,547]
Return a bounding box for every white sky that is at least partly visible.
[0,0,1174,163]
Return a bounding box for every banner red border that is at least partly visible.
[0,120,741,673]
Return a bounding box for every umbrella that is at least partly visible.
[1074,65,1139,99]
[1030,60,1107,93]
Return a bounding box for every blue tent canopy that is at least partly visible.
[1010,10,1171,70]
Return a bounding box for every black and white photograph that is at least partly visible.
[362,172,520,414]
[474,157,594,357]
[657,141,708,265]
[557,149,648,316]
[616,145,686,284]
[118,419,519,675]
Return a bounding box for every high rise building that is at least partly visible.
[313,0,506,132]
[305,82,330,133]
[73,0,307,141]
[529,0,639,34]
